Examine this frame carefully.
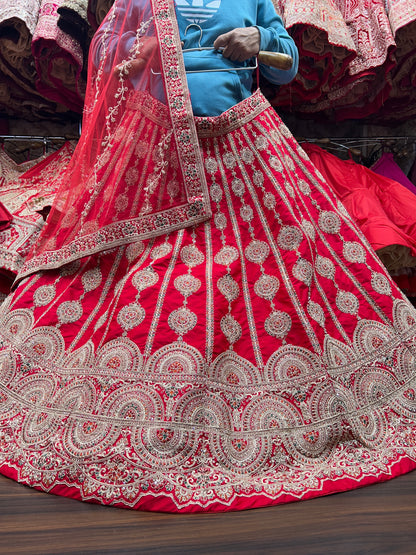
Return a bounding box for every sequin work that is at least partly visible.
[1,93,416,512]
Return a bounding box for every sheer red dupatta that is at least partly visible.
[20,0,210,277]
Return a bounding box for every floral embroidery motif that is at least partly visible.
[56,301,83,324]
[336,290,359,315]
[132,268,159,291]
[33,285,56,307]
[214,245,239,266]
[343,241,367,264]
[245,240,270,264]
[180,245,205,267]
[316,255,336,280]
[264,310,292,338]
[82,267,102,292]
[277,226,303,251]
[254,274,279,300]
[217,274,240,302]
[371,272,392,296]
[117,303,146,331]
[168,307,198,336]
[220,314,242,344]
[293,258,313,285]
[174,275,201,297]
[318,211,342,234]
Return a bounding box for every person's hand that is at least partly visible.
[213,27,261,62]
[114,36,160,76]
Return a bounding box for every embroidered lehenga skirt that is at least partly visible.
[1,91,416,512]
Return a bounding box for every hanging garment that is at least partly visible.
[0,0,64,119]
[302,142,416,274]
[269,0,356,109]
[273,0,397,121]
[306,0,396,120]
[0,142,75,277]
[2,0,416,513]
[371,0,416,123]
[32,0,87,113]
[57,0,91,65]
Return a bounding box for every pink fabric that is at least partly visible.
[372,152,416,196]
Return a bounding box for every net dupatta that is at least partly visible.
[19,0,210,278]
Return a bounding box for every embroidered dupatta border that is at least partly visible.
[19,0,211,278]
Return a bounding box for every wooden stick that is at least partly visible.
[257,51,293,70]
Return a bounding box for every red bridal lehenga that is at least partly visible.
[1,0,416,513]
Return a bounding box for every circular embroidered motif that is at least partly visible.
[231,178,245,197]
[115,194,129,211]
[125,168,139,186]
[253,170,264,186]
[117,303,146,331]
[96,337,143,373]
[205,157,218,174]
[263,192,276,210]
[125,241,145,262]
[307,300,325,326]
[82,220,99,235]
[302,220,316,241]
[217,274,240,302]
[245,240,270,264]
[135,140,148,158]
[284,154,295,171]
[57,301,83,324]
[255,135,268,151]
[168,308,197,335]
[180,245,205,267]
[371,272,392,296]
[285,182,295,198]
[214,212,228,230]
[60,259,81,277]
[214,245,239,266]
[292,258,313,285]
[336,290,359,315]
[316,256,336,280]
[241,147,254,164]
[278,226,303,251]
[33,285,56,307]
[240,205,254,222]
[343,241,367,264]
[269,155,283,172]
[265,310,291,338]
[147,341,204,375]
[132,268,159,291]
[220,314,242,344]
[254,274,279,300]
[167,179,180,198]
[318,211,341,234]
[150,242,173,260]
[82,267,102,292]
[174,274,202,297]
[223,152,236,169]
[210,184,223,203]
[298,179,311,196]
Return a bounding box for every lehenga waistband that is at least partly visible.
[194,89,271,138]
[126,89,271,137]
